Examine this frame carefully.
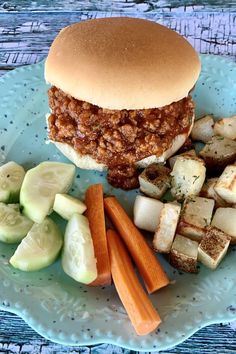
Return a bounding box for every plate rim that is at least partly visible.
[0,54,236,351]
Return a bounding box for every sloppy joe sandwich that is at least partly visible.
[45,17,201,189]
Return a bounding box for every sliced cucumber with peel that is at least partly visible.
[8,204,20,212]
[20,162,76,223]
[0,202,33,243]
[10,217,63,271]
[53,193,87,220]
[62,214,97,284]
[0,161,25,203]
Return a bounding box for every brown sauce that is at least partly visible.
[48,86,194,189]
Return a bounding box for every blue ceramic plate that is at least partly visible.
[0,55,236,352]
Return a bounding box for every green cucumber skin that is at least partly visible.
[22,203,50,224]
[10,218,63,271]
[0,162,25,204]
[0,203,33,244]
[8,191,21,204]
[0,224,33,243]
[0,191,21,204]
[62,214,97,284]
[20,162,76,223]
[0,233,28,244]
[10,249,61,272]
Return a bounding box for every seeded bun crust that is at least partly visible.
[45,17,201,110]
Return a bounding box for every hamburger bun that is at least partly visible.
[45,18,200,182]
[45,17,201,110]
[47,114,194,171]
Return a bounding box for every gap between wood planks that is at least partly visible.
[0,10,235,75]
[0,3,236,354]
[0,0,235,13]
[0,310,235,353]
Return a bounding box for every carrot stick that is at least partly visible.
[85,184,111,286]
[104,196,169,294]
[107,229,161,336]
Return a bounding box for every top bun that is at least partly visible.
[45,17,201,110]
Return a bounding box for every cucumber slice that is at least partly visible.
[20,162,76,223]
[0,203,33,243]
[10,217,63,271]
[62,214,97,284]
[8,204,20,212]
[53,193,87,220]
[0,161,25,203]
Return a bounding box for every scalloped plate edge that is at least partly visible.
[0,55,236,351]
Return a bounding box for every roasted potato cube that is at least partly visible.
[214,115,236,140]
[168,149,197,170]
[214,165,236,204]
[171,155,206,200]
[191,115,214,143]
[177,196,215,241]
[199,136,236,175]
[153,202,181,253]
[211,207,236,243]
[198,226,231,270]
[133,195,163,232]
[200,178,230,208]
[139,163,171,199]
[170,234,199,273]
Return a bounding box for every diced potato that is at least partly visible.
[171,155,206,200]
[133,195,163,232]
[214,115,236,140]
[191,115,214,143]
[211,207,236,243]
[214,165,236,204]
[168,149,197,170]
[138,163,171,199]
[198,226,231,270]
[153,202,181,253]
[200,178,230,208]
[169,234,199,273]
[177,196,215,241]
[199,136,236,174]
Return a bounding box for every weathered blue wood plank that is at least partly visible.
[0,10,235,75]
[0,2,236,353]
[0,310,236,353]
[0,0,236,13]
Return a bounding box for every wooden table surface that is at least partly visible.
[0,1,236,353]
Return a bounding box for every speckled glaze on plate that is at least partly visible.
[0,55,236,352]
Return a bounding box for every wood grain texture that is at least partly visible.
[0,310,235,354]
[0,0,235,12]
[0,9,235,74]
[0,1,236,353]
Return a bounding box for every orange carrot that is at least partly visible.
[107,229,161,335]
[104,196,169,294]
[85,184,111,286]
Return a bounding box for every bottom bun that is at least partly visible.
[52,140,106,171]
[135,129,193,168]
[48,114,194,170]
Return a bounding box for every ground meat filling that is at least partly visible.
[48,86,194,189]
